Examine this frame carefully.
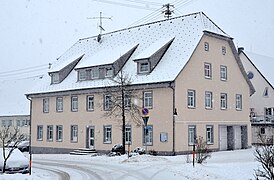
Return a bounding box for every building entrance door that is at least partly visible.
[88,127,95,149]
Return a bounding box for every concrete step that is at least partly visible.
[69,148,97,155]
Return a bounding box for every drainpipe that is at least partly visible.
[169,82,176,155]
[26,95,32,175]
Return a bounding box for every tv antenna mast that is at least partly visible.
[88,12,112,34]
[162,3,174,19]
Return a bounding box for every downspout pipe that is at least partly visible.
[169,82,176,155]
[26,95,32,175]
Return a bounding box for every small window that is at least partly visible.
[91,68,99,79]
[125,126,132,144]
[205,91,213,109]
[143,91,153,109]
[144,125,153,145]
[103,126,112,144]
[204,42,209,51]
[52,73,59,84]
[204,63,212,79]
[124,95,131,109]
[206,125,214,144]
[222,46,226,55]
[56,97,63,112]
[104,95,112,111]
[56,125,63,142]
[188,125,196,145]
[71,96,78,112]
[78,70,86,81]
[187,90,196,108]
[220,93,227,110]
[220,65,227,81]
[260,127,265,135]
[86,95,94,111]
[139,62,150,73]
[47,125,53,142]
[236,94,242,110]
[71,125,78,143]
[105,67,113,78]
[43,98,49,113]
[263,87,269,97]
[37,125,43,141]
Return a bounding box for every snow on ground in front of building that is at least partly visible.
[0,148,259,180]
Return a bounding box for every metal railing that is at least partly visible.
[250,115,274,124]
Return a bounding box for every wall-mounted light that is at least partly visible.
[173,108,178,116]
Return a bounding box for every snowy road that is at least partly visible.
[33,159,163,180]
[28,149,257,180]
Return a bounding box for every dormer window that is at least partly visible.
[138,61,150,74]
[91,68,99,79]
[78,70,86,81]
[105,67,113,78]
[52,73,59,84]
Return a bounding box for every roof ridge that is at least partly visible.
[79,11,203,41]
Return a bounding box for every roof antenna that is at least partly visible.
[88,12,112,43]
[162,3,174,19]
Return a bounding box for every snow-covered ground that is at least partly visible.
[1,148,259,180]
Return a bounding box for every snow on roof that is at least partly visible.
[134,37,174,60]
[49,52,84,73]
[76,43,139,69]
[244,51,274,87]
[27,12,230,95]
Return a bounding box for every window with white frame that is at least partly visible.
[187,90,196,108]
[71,125,78,142]
[37,125,43,141]
[188,125,196,145]
[204,63,212,79]
[104,95,112,111]
[103,126,112,144]
[263,87,269,97]
[56,97,63,112]
[220,93,227,110]
[139,62,150,73]
[206,125,214,144]
[16,120,21,127]
[236,94,242,110]
[143,91,153,109]
[144,125,153,145]
[124,95,131,109]
[78,70,86,81]
[47,125,53,141]
[222,46,226,55]
[71,96,78,112]
[105,67,113,77]
[125,126,132,144]
[86,95,94,111]
[91,68,99,79]
[43,98,49,113]
[205,91,213,109]
[204,42,209,51]
[52,73,59,84]
[220,65,227,81]
[56,125,63,142]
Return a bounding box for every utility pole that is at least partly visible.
[162,3,174,19]
[88,12,112,34]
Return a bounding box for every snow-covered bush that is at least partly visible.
[196,136,211,164]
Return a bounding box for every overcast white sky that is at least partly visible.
[0,0,274,74]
